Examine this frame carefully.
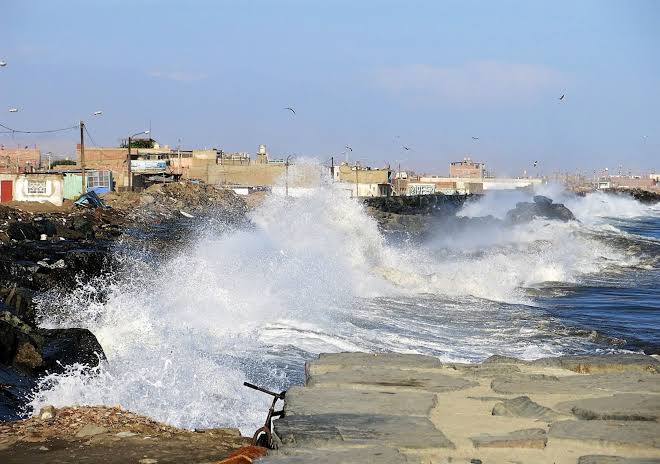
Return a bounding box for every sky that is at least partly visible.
[1,0,659,175]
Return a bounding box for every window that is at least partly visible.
[27,180,47,195]
[86,171,111,189]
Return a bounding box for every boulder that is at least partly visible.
[505,196,576,224]
[39,327,106,373]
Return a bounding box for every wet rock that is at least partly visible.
[491,396,562,421]
[505,195,575,223]
[39,327,106,373]
[1,287,36,325]
[13,342,43,369]
[470,428,547,449]
[556,394,660,421]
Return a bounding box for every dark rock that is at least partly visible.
[39,327,106,373]
[7,222,40,241]
[533,195,553,206]
[1,287,37,325]
[505,197,576,224]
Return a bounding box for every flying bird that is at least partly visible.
[345,145,353,152]
[533,161,538,167]
[284,107,296,115]
[0,61,7,67]
[402,145,411,151]
[559,94,565,101]
[93,110,103,116]
[472,136,479,140]
[8,108,18,113]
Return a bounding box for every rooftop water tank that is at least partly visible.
[258,144,267,155]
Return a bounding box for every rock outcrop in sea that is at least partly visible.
[505,195,576,224]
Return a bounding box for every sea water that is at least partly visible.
[29,173,660,434]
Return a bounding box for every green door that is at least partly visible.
[63,173,83,200]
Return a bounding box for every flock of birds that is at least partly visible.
[281,92,572,162]
[1,55,649,158]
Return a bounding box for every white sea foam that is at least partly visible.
[29,174,653,432]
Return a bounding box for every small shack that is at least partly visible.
[0,173,64,206]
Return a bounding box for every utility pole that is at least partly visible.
[355,163,359,198]
[331,156,334,183]
[285,155,292,196]
[177,138,182,176]
[80,121,86,193]
[127,136,132,191]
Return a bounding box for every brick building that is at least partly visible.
[449,157,485,178]
[0,145,41,173]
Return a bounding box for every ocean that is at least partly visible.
[29,181,660,434]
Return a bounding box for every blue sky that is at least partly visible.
[1,0,658,175]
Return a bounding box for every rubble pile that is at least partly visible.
[107,182,248,224]
[0,406,249,464]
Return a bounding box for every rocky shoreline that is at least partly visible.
[2,352,658,463]
[1,182,248,423]
[264,352,660,464]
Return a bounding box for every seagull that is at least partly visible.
[8,108,18,113]
[345,145,353,152]
[559,94,565,101]
[533,160,538,167]
[472,136,479,140]
[93,110,103,116]
[0,61,7,67]
[284,107,296,115]
[402,145,411,151]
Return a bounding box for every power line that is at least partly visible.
[83,125,98,147]
[0,121,80,134]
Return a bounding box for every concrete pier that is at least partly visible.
[262,352,660,463]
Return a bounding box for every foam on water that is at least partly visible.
[29,173,656,432]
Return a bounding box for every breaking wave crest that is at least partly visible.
[30,177,657,432]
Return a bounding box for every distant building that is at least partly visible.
[0,145,41,173]
[449,157,485,178]
[331,162,392,197]
[609,175,657,190]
